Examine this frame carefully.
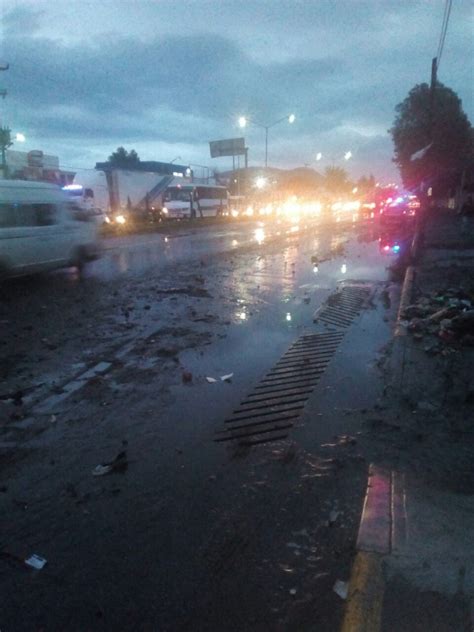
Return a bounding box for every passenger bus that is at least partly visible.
[162,184,228,219]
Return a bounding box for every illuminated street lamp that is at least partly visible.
[314,151,353,165]
[237,113,296,168]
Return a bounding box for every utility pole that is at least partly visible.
[0,62,10,178]
[430,57,437,135]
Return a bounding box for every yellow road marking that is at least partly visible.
[341,551,384,632]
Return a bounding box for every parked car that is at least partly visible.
[0,180,101,279]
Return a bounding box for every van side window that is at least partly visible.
[15,203,57,226]
[0,203,17,227]
[15,204,37,226]
[35,204,57,226]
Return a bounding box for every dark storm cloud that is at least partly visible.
[4,9,350,145]
[4,1,473,178]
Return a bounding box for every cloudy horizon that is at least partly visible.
[1,0,472,182]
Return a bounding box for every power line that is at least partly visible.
[436,0,453,70]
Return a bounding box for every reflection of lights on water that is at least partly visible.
[286,312,292,322]
[231,239,238,247]
[341,263,347,274]
[254,228,265,244]
[313,265,319,273]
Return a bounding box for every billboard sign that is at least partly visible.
[209,137,246,158]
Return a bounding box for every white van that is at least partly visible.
[0,180,101,279]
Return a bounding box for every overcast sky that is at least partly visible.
[1,0,472,182]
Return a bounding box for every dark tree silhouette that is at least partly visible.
[391,82,472,192]
[107,147,141,169]
[324,166,351,193]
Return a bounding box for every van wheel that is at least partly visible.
[74,248,88,276]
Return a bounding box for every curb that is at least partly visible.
[394,265,415,337]
[341,466,407,632]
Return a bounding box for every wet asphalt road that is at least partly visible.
[0,217,401,631]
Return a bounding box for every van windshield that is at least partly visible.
[165,188,193,202]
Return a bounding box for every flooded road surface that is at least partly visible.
[88,218,323,280]
[0,218,401,631]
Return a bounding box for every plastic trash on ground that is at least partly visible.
[92,451,128,476]
[25,554,47,570]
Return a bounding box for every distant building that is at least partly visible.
[94,161,194,213]
[5,149,75,185]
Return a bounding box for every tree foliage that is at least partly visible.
[107,146,141,169]
[324,166,351,193]
[357,174,376,193]
[391,82,472,192]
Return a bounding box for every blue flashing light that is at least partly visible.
[392,244,400,252]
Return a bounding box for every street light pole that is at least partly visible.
[265,126,269,169]
[239,114,295,170]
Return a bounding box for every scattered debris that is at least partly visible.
[333,579,348,600]
[206,377,218,383]
[25,554,47,570]
[417,401,438,412]
[329,510,340,525]
[182,371,193,384]
[402,289,474,348]
[92,451,128,477]
[220,373,234,382]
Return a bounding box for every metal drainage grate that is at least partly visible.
[214,331,344,446]
[313,284,371,328]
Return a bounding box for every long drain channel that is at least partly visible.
[215,283,372,447]
[215,331,344,446]
[313,285,370,328]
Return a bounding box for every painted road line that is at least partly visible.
[341,552,385,632]
[391,471,407,553]
[341,464,406,632]
[33,361,112,414]
[357,465,391,555]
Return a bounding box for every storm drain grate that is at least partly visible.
[313,285,371,328]
[214,331,344,446]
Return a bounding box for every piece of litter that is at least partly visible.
[289,588,297,595]
[333,579,348,600]
[92,451,128,477]
[329,510,340,524]
[220,373,234,382]
[92,464,112,476]
[25,554,47,570]
[205,377,218,383]
[182,371,193,383]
